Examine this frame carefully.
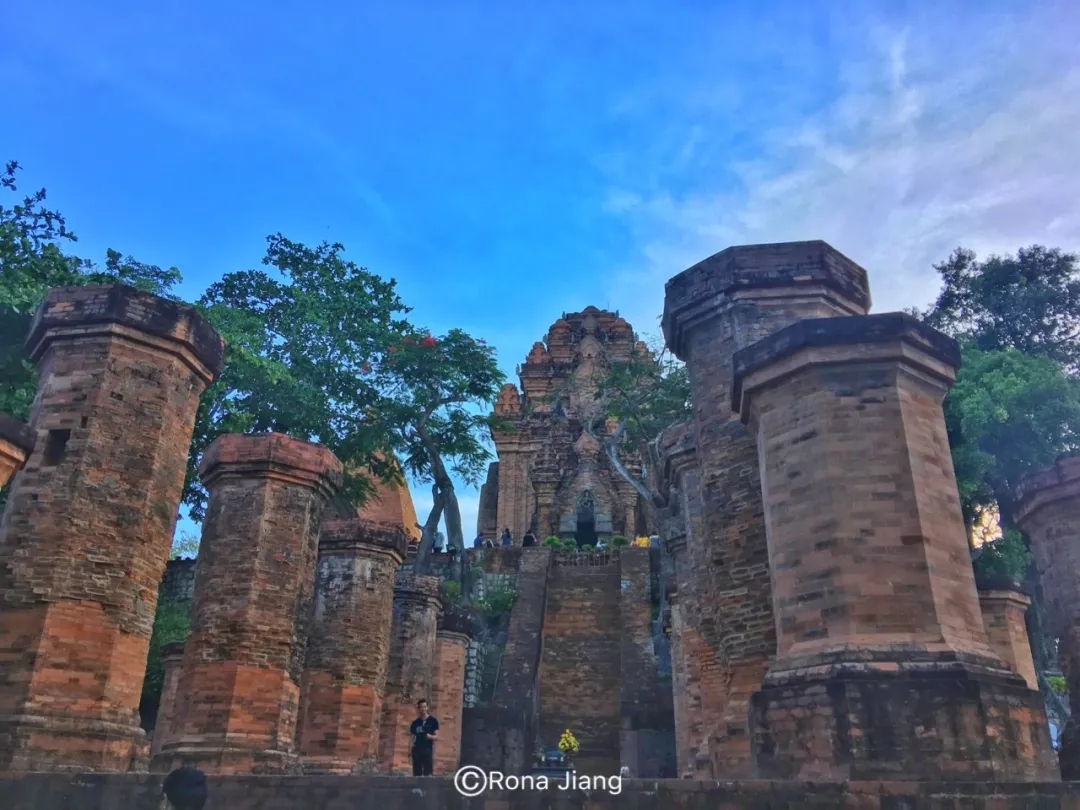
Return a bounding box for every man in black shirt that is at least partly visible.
[409,698,439,776]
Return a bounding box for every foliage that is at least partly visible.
[441,579,463,606]
[372,326,506,577]
[943,345,1080,526]
[478,585,517,620]
[542,535,562,548]
[187,234,412,520]
[919,246,1080,373]
[971,527,1034,582]
[1047,675,1068,695]
[0,160,182,423]
[142,600,190,699]
[611,535,629,547]
[558,729,580,756]
[169,530,200,560]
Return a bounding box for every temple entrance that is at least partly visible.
[575,512,597,547]
[574,489,598,548]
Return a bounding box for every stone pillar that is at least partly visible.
[150,643,186,759]
[661,241,870,777]
[658,421,709,776]
[156,433,342,774]
[0,414,34,487]
[0,285,223,772]
[732,312,1057,781]
[295,518,407,773]
[432,609,472,775]
[1016,454,1080,779]
[976,576,1038,690]
[533,479,558,540]
[378,572,443,774]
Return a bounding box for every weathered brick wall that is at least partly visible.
[4,773,1080,810]
[156,433,342,775]
[0,412,34,488]
[486,548,550,772]
[378,573,443,774]
[0,284,223,772]
[159,558,197,607]
[296,518,406,773]
[735,313,1056,781]
[618,549,676,777]
[150,643,185,758]
[432,619,471,775]
[1016,453,1080,778]
[978,580,1038,690]
[477,461,499,539]
[662,242,871,778]
[537,564,622,776]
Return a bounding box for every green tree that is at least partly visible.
[920,246,1080,372]
[374,327,506,576]
[169,530,200,560]
[945,345,1080,530]
[1,160,182,422]
[186,234,413,520]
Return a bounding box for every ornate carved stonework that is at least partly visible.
[476,307,652,545]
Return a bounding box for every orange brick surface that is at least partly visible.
[0,285,222,771]
[0,414,34,488]
[734,312,1056,781]
[156,433,342,774]
[432,612,471,775]
[662,241,871,777]
[296,518,407,773]
[378,573,442,774]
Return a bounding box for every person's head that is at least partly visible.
[161,767,207,810]
[503,527,510,534]
[417,698,429,717]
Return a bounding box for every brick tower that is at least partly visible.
[0,285,223,771]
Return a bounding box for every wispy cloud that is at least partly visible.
[601,6,1080,329]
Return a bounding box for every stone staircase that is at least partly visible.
[536,564,622,776]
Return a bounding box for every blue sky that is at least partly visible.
[5,0,1078,542]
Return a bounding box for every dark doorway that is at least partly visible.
[575,511,597,547]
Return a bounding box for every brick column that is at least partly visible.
[296,518,407,773]
[1016,454,1080,779]
[150,643,186,759]
[378,572,443,774]
[732,312,1057,781]
[658,421,709,776]
[0,414,34,488]
[432,609,472,775]
[661,241,870,777]
[976,576,1038,690]
[156,433,342,774]
[0,285,223,772]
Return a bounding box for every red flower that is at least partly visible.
[423,336,437,347]
[388,346,397,353]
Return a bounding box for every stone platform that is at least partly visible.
[3,773,1080,809]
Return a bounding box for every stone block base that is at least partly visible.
[152,744,299,775]
[0,713,147,772]
[0,602,149,772]
[298,672,383,773]
[750,656,1058,782]
[154,662,302,774]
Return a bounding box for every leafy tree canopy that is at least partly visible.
[920,245,1080,372]
[1,161,182,422]
[188,234,413,519]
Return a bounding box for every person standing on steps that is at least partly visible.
[500,527,513,548]
[410,698,440,776]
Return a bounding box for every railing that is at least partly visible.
[551,548,618,566]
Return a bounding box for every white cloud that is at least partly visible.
[602,8,1080,331]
